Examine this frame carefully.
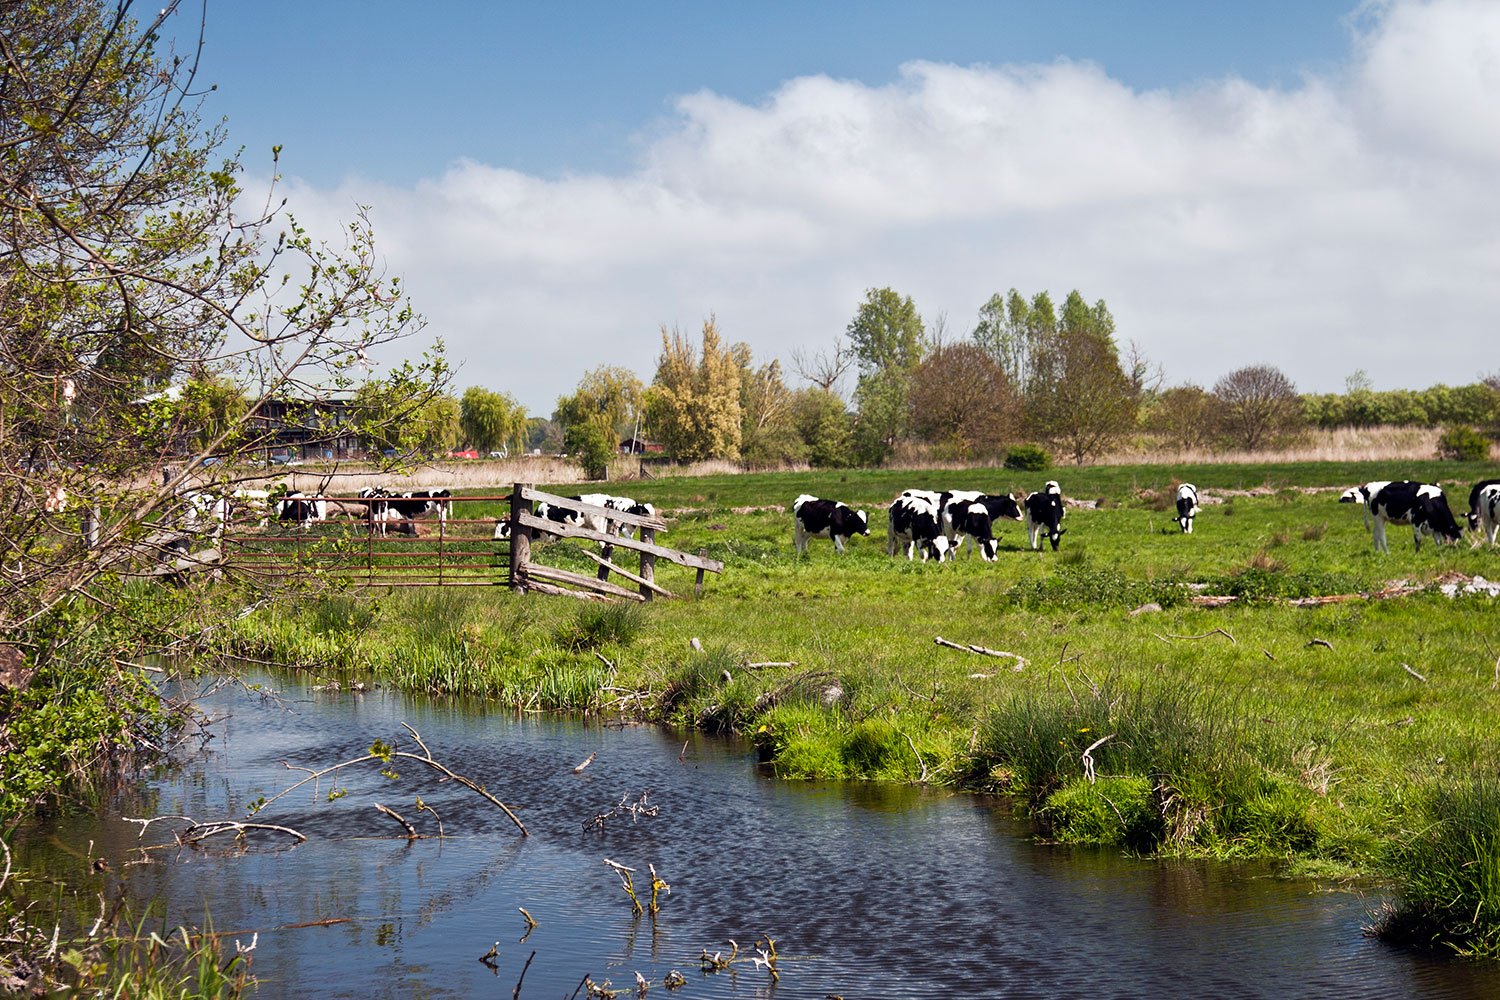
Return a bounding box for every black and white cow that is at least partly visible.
[792,494,869,555]
[277,491,326,530]
[181,490,229,536]
[578,493,656,539]
[1368,481,1464,553]
[1338,480,1393,531]
[1472,483,1500,547]
[358,487,393,534]
[1022,480,1066,551]
[1465,478,1500,533]
[951,502,998,560]
[1174,483,1200,534]
[887,495,950,561]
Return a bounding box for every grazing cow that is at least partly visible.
[1338,480,1394,531]
[951,502,999,560]
[792,494,869,555]
[887,495,950,561]
[358,487,393,535]
[1174,483,1200,534]
[578,493,657,539]
[277,491,326,530]
[228,488,271,528]
[1023,480,1066,551]
[1475,484,1500,546]
[1368,481,1463,553]
[1466,478,1500,533]
[377,489,454,535]
[493,518,511,540]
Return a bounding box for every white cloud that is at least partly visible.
[264,0,1500,413]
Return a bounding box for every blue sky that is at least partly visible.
[176,1,1500,413]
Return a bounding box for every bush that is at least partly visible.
[1436,425,1491,462]
[1042,775,1161,850]
[1004,444,1051,471]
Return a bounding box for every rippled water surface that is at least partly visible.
[14,670,1500,998]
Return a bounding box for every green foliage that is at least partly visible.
[460,386,529,455]
[1436,425,1491,462]
[1004,443,1051,471]
[563,420,614,479]
[1042,775,1160,850]
[1379,776,1500,956]
[644,317,744,462]
[791,387,854,468]
[846,287,925,375]
[1002,568,1186,610]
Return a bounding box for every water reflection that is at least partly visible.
[10,670,1500,999]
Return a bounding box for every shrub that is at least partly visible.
[556,602,644,651]
[1004,443,1051,471]
[1042,775,1161,851]
[1436,425,1491,462]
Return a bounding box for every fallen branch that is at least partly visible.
[374,803,420,840]
[124,814,307,846]
[573,751,597,774]
[744,661,798,669]
[1154,628,1236,644]
[934,636,1027,670]
[249,725,527,836]
[1081,734,1114,784]
[1307,638,1334,650]
[1401,662,1429,683]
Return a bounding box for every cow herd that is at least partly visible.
[794,474,1500,559]
[175,486,454,536]
[794,481,1068,562]
[498,492,657,543]
[1339,478,1499,552]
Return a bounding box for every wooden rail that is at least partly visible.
[509,484,722,602]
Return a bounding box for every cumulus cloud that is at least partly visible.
[268,0,1500,412]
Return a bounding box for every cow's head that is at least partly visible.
[1338,487,1363,504]
[854,509,870,535]
[1048,526,1066,551]
[925,535,951,562]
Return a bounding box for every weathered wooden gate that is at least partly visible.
[507,484,722,601]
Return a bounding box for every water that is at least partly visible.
[12,670,1500,998]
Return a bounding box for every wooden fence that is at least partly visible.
[508,484,722,602]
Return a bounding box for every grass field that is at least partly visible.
[226,458,1500,953]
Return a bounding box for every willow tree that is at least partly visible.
[0,1,438,816]
[460,386,529,455]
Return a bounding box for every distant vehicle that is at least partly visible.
[269,452,292,465]
[448,449,480,460]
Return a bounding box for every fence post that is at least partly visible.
[510,483,532,594]
[695,547,707,599]
[639,527,656,602]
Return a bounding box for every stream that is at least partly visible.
[11,668,1500,998]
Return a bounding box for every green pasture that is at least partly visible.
[228,458,1500,953]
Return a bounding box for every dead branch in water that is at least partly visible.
[1154,628,1237,644]
[603,858,644,916]
[374,803,420,840]
[584,791,659,832]
[573,751,597,774]
[513,949,536,1000]
[247,725,527,836]
[934,636,1027,670]
[123,814,307,846]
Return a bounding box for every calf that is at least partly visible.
[1174,483,1200,534]
[792,494,869,555]
[1466,478,1500,533]
[1368,481,1463,553]
[277,491,326,530]
[1023,480,1066,551]
[952,502,999,560]
[887,495,950,561]
[1474,483,1500,546]
[1338,480,1393,531]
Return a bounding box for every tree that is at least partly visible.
[643,317,743,462]
[789,336,854,394]
[791,388,853,468]
[1147,384,1213,450]
[908,343,1016,459]
[846,288,925,375]
[1026,330,1139,464]
[460,387,528,455]
[736,351,804,466]
[852,368,912,466]
[554,365,643,446]
[1211,364,1305,451]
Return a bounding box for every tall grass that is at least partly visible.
[1376,775,1500,957]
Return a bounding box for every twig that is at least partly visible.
[903,732,930,783]
[519,907,538,931]
[933,636,1027,670]
[1307,638,1334,650]
[1401,663,1428,683]
[513,949,536,1000]
[1154,628,1237,644]
[374,803,419,839]
[1263,649,1276,661]
[744,661,798,669]
[573,751,597,774]
[124,814,307,845]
